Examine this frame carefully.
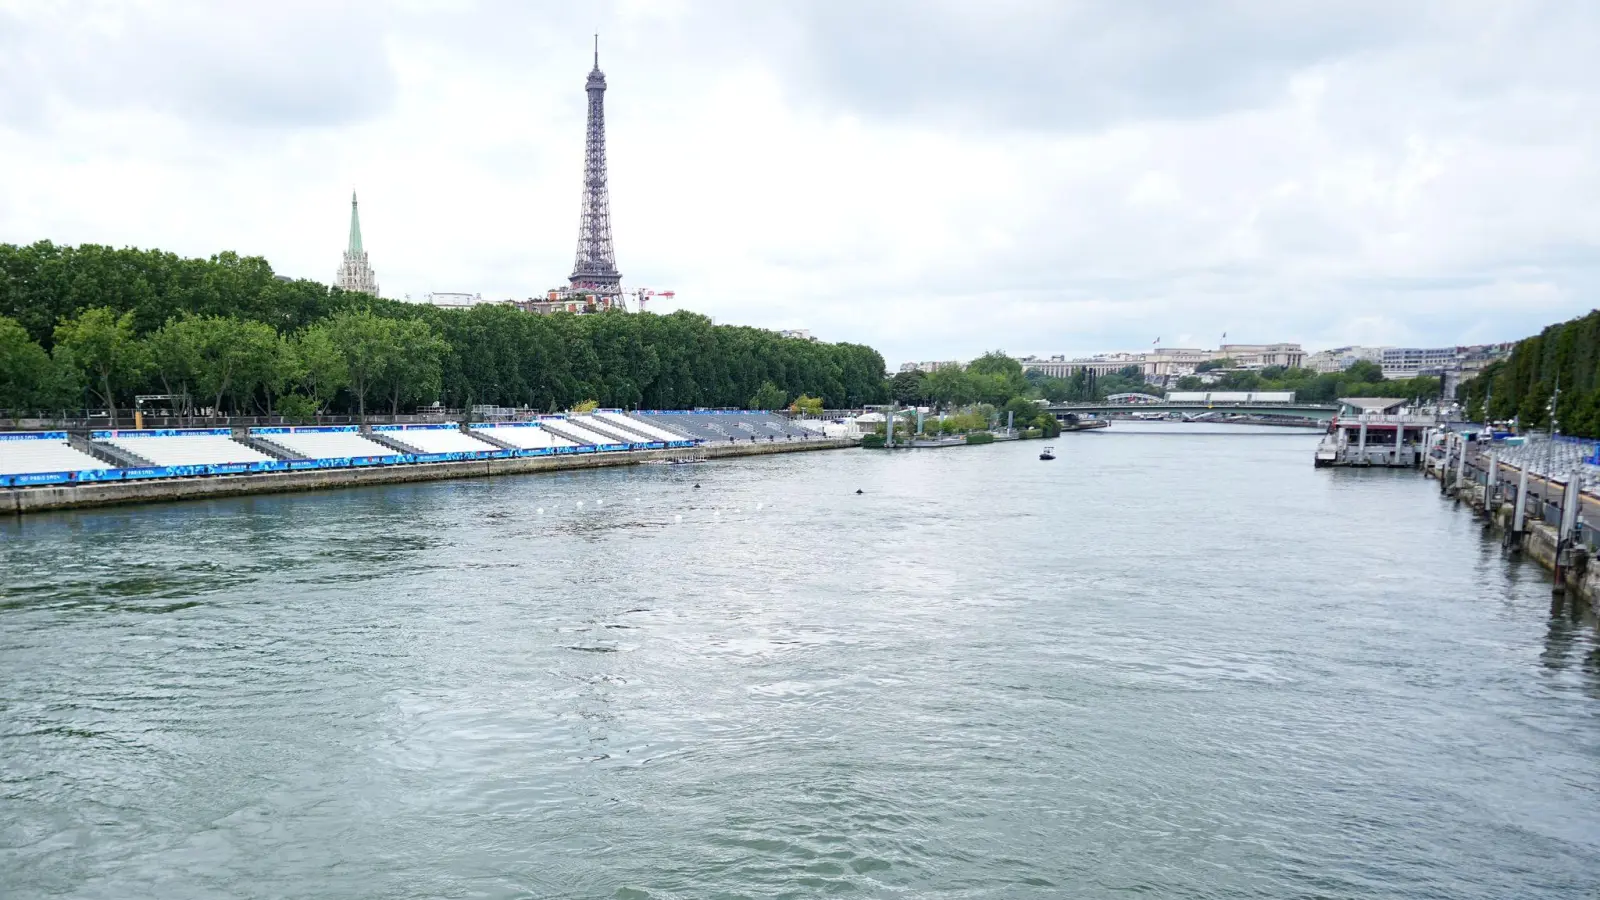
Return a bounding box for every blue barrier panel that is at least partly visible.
[74,469,125,483]
[373,424,460,432]
[14,471,74,486]
[0,475,10,487]
[250,425,358,435]
[205,463,250,475]
[91,428,233,439]
[0,431,69,441]
[286,459,323,470]
[118,466,172,480]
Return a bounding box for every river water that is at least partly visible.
[2,424,1597,898]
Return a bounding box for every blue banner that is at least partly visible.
[91,428,233,439]
[0,431,68,441]
[250,426,358,435]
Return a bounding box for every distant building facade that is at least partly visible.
[779,329,817,342]
[1305,346,1386,374]
[898,360,963,374]
[1014,342,1305,384]
[334,192,379,297]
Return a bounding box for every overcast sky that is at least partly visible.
[2,1,1596,367]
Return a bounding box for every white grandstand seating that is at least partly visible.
[102,432,273,467]
[0,435,109,475]
[469,424,576,450]
[261,429,397,460]
[600,411,686,442]
[374,427,501,454]
[568,414,645,443]
[540,418,619,446]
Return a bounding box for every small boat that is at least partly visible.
[1039,447,1055,461]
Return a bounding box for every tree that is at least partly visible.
[790,394,824,415]
[1175,375,1204,391]
[749,380,787,410]
[1195,358,1236,373]
[291,324,348,414]
[1033,413,1062,438]
[0,315,79,410]
[53,306,144,424]
[377,317,448,415]
[324,309,393,418]
[571,399,600,413]
[889,369,925,405]
[1001,396,1041,430]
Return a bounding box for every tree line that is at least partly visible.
[1460,309,1600,437]
[0,241,889,419]
[888,355,1442,408]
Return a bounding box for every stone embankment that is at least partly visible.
[1426,436,1600,604]
[0,438,856,516]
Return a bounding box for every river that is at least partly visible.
[2,424,1597,898]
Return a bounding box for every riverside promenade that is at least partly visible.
[0,437,856,516]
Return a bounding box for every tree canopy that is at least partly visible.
[1460,309,1600,437]
[0,241,889,416]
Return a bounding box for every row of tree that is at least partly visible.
[0,241,889,417]
[1172,361,1441,404]
[1460,309,1600,437]
[887,353,1442,409]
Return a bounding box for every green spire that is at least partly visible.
[347,190,363,255]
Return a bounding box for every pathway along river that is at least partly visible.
[2,424,1597,898]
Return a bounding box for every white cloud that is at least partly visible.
[1,0,1596,368]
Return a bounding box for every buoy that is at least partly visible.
[855,489,864,495]
[596,499,604,506]
[674,514,682,523]
[577,501,584,507]
[756,502,764,510]
[694,484,700,489]
[537,508,544,514]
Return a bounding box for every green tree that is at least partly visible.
[53,306,145,423]
[889,369,925,405]
[290,323,348,414]
[790,394,824,415]
[1001,396,1041,429]
[0,315,79,410]
[377,317,448,415]
[749,380,787,410]
[324,309,393,418]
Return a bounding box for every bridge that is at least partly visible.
[1048,401,1339,422]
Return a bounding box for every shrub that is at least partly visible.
[965,432,995,445]
[860,433,886,448]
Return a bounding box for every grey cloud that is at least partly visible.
[762,0,1426,129]
[1,2,396,130]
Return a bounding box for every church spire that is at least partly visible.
[336,190,378,297]
[348,190,363,255]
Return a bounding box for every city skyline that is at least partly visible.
[2,2,1596,366]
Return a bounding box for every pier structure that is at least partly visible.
[1425,430,1600,602]
[1313,398,1435,467]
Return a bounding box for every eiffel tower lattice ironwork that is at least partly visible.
[570,35,621,294]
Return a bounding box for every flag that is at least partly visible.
[1153,336,1160,345]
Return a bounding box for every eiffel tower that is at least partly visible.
[569,36,621,295]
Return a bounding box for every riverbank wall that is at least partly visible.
[1425,445,1600,604]
[0,438,856,516]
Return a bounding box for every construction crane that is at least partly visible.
[621,288,675,313]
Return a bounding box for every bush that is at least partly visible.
[965,432,995,445]
[571,399,599,413]
[1022,427,1043,439]
[860,433,886,448]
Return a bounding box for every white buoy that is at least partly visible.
[537,508,544,515]
[596,499,604,506]
[735,508,742,513]
[714,510,720,517]
[756,502,764,510]
[674,514,683,523]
